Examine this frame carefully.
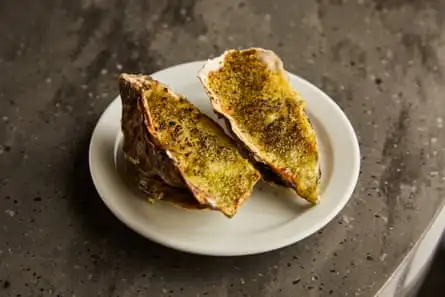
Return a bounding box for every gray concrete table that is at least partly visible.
[1,0,444,296]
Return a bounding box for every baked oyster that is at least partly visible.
[198,48,320,204]
[119,73,260,217]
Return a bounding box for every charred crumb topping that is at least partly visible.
[206,50,319,202]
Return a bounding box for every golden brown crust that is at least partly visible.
[200,48,320,204]
[119,73,260,217]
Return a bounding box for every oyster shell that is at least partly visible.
[119,73,260,217]
[198,48,320,204]
[125,160,207,210]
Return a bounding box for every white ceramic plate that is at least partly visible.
[89,61,360,256]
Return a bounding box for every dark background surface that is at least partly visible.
[1,0,444,296]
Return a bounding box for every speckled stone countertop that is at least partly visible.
[1,0,444,296]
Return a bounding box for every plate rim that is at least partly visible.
[89,60,360,256]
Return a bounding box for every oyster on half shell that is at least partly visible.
[119,74,260,217]
[198,48,321,204]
